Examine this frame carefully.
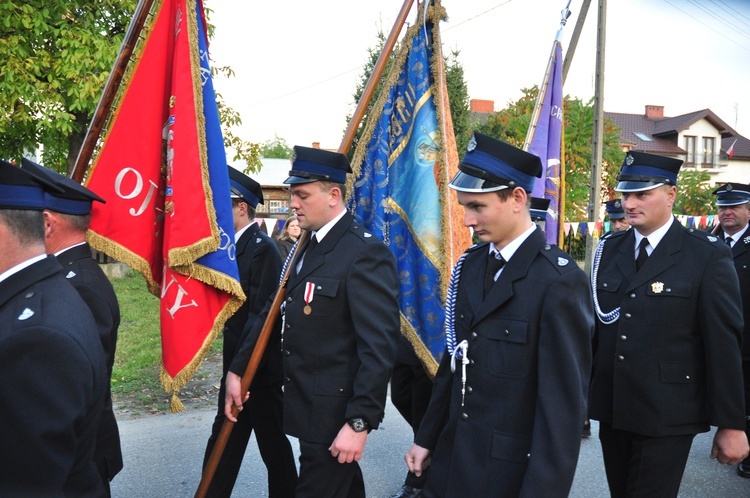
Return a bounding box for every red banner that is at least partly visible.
[85,0,243,411]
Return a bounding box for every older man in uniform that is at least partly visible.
[21,158,124,495]
[0,160,106,495]
[711,182,750,478]
[225,146,400,498]
[405,132,594,497]
[589,152,749,497]
[203,167,297,498]
[605,198,629,233]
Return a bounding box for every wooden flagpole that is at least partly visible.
[194,0,416,496]
[70,0,156,183]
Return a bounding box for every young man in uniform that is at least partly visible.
[405,132,594,497]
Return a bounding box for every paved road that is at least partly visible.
[111,398,749,497]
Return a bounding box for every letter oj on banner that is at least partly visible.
[85,0,243,411]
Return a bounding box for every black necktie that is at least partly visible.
[725,236,733,247]
[635,237,649,272]
[297,233,318,273]
[484,251,506,297]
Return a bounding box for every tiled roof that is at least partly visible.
[604,112,684,154]
[722,136,750,160]
[604,108,742,156]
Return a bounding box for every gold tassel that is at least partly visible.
[170,392,185,413]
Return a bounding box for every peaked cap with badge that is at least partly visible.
[228,166,264,208]
[530,196,551,222]
[713,182,750,207]
[605,199,626,220]
[0,159,62,210]
[21,158,105,215]
[284,146,352,185]
[615,151,683,192]
[449,132,543,193]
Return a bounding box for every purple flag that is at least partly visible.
[529,40,563,245]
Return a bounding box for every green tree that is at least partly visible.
[0,1,260,175]
[445,49,471,154]
[477,89,622,220]
[260,134,293,159]
[345,29,392,159]
[674,170,714,215]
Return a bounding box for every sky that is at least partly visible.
[206,0,750,153]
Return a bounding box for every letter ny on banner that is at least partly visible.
[85,0,244,412]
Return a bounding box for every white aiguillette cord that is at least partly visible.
[450,340,469,406]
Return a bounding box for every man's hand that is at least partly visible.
[223,371,249,422]
[711,427,750,465]
[405,443,431,477]
[329,423,367,464]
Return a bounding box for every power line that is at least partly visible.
[662,0,750,52]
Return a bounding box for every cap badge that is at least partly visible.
[625,154,635,166]
[18,308,34,321]
[467,136,477,152]
[726,184,733,191]
[557,257,569,267]
[651,281,664,294]
[614,200,621,208]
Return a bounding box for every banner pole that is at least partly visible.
[70,0,156,183]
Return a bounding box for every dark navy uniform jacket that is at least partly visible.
[589,219,745,436]
[0,256,106,496]
[57,243,123,481]
[714,226,750,360]
[231,212,400,443]
[226,223,283,389]
[416,228,594,498]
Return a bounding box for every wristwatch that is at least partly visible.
[347,417,370,433]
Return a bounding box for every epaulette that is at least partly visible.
[464,241,489,254]
[539,244,578,274]
[686,227,723,245]
[601,227,629,241]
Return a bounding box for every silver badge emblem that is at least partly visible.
[744,236,750,245]
[557,257,569,267]
[18,308,34,321]
[256,238,261,243]
[708,236,718,242]
[364,232,372,238]
[65,271,76,279]
[614,200,621,208]
[467,135,477,152]
[625,154,634,166]
[726,184,733,191]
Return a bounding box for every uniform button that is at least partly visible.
[286,323,291,329]
[504,329,510,336]
[459,314,465,319]
[624,313,632,319]
[685,375,690,380]
[287,297,292,302]
[285,350,290,356]
[629,293,636,298]
[620,335,627,341]
[526,453,531,459]
[603,283,608,288]
[285,377,291,383]
[466,386,473,394]
[666,288,671,293]
[338,388,344,393]
[317,285,322,290]
[469,359,475,365]
[25,291,34,298]
[617,355,625,361]
[460,413,468,420]
[471,332,478,339]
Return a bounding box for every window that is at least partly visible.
[684,136,696,165]
[633,132,653,142]
[702,137,715,166]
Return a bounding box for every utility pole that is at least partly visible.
[584,0,606,275]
